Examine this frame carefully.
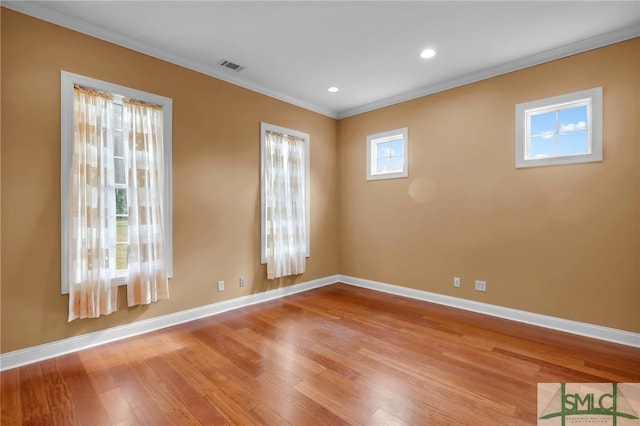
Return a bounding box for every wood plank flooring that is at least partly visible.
[2,283,639,425]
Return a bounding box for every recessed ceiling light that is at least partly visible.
[328,86,339,93]
[420,48,436,59]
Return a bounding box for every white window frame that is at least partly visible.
[515,87,602,168]
[60,71,173,294]
[111,100,128,280]
[260,122,310,264]
[366,127,409,180]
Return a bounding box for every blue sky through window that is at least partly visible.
[529,104,588,158]
[375,137,404,173]
[367,127,408,179]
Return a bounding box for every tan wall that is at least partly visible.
[338,38,640,333]
[1,9,638,355]
[0,9,339,353]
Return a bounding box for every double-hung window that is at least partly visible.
[112,100,129,277]
[260,123,310,279]
[515,87,602,168]
[61,71,173,320]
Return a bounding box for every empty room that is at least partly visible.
[1,1,639,425]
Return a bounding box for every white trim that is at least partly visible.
[2,274,638,371]
[4,2,638,120]
[338,275,640,348]
[0,275,340,372]
[60,71,174,294]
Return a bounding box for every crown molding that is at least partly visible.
[3,2,638,120]
[337,24,640,119]
[2,1,339,119]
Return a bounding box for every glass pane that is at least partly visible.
[113,103,123,131]
[116,244,128,271]
[114,158,126,184]
[388,156,404,172]
[115,188,128,215]
[530,111,556,138]
[116,217,128,243]
[529,135,556,159]
[114,131,124,157]
[559,130,589,156]
[390,139,404,157]
[376,141,392,159]
[103,248,110,269]
[376,158,391,174]
[559,105,588,133]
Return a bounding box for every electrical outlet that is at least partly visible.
[217,280,224,292]
[239,276,246,287]
[475,280,487,292]
[453,277,461,288]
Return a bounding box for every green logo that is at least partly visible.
[539,383,639,426]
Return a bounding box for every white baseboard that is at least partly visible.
[338,275,640,348]
[2,274,638,371]
[0,275,339,372]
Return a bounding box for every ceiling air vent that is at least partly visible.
[217,59,245,72]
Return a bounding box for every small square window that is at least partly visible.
[366,127,408,180]
[515,87,602,168]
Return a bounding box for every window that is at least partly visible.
[113,101,128,275]
[61,71,173,298]
[366,128,408,180]
[260,123,310,279]
[515,87,602,168]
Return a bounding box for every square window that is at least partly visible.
[366,127,408,180]
[515,87,602,168]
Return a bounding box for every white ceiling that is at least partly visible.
[5,1,640,118]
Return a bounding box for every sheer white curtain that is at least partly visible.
[68,86,118,321]
[68,88,168,321]
[264,130,307,279]
[124,101,169,306]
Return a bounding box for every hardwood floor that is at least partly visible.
[2,283,639,425]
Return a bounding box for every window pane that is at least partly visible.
[114,131,124,157]
[390,139,404,157]
[388,156,404,172]
[116,244,128,271]
[116,217,128,243]
[103,248,111,269]
[115,188,127,215]
[530,135,556,158]
[559,105,588,133]
[516,87,601,168]
[559,130,589,156]
[114,158,126,184]
[376,141,392,159]
[376,158,391,174]
[530,111,556,138]
[113,103,123,130]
